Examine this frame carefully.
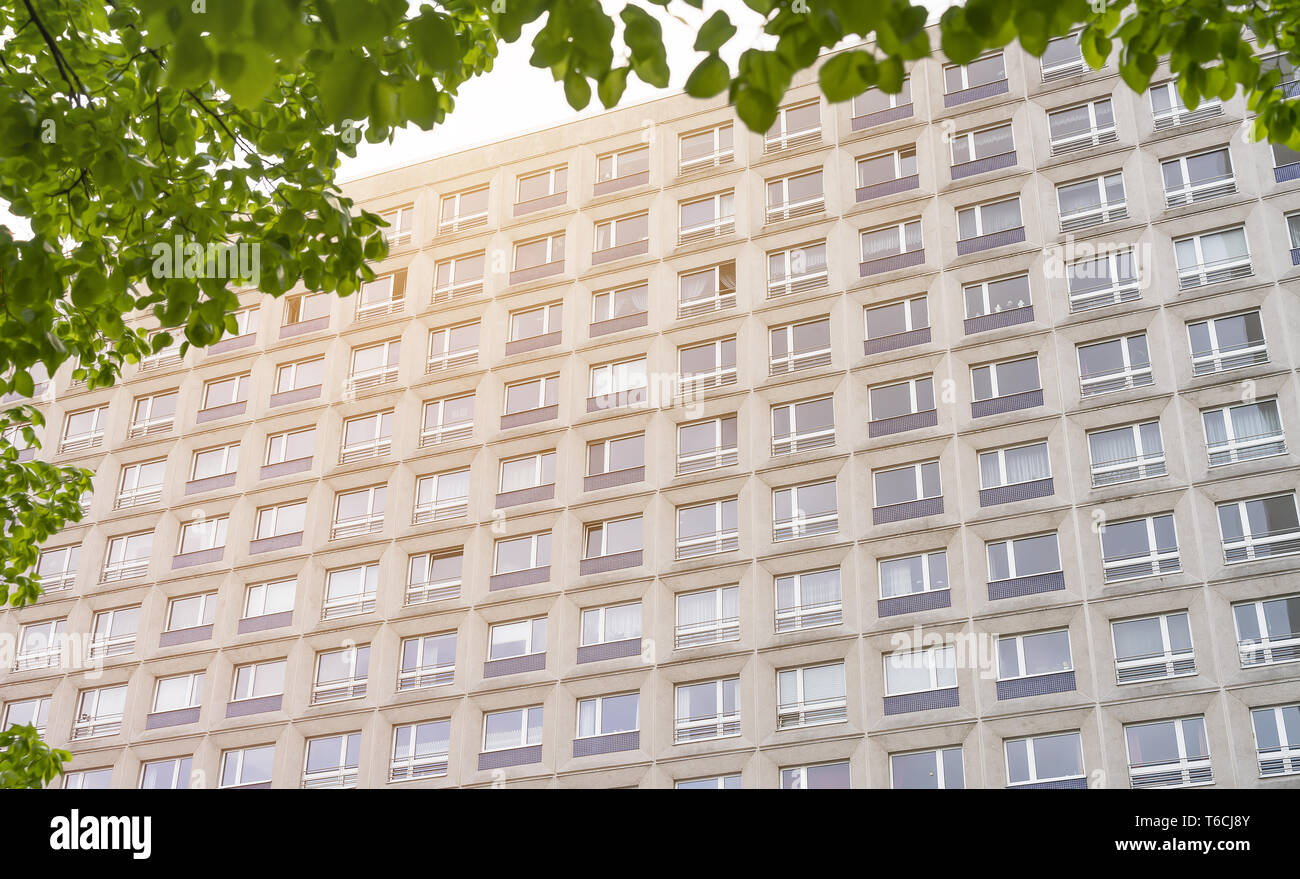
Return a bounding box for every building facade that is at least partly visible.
[4,30,1300,789]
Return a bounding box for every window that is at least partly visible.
[677,775,742,790]
[1187,311,1267,374]
[594,212,649,251]
[674,679,739,742]
[512,232,565,271]
[1057,173,1126,230]
[1066,247,1139,311]
[949,123,1013,166]
[282,291,330,326]
[678,192,734,241]
[587,433,645,478]
[1234,594,1300,667]
[426,321,479,372]
[219,745,275,789]
[1005,732,1084,787]
[15,619,66,670]
[860,219,922,261]
[348,339,401,390]
[516,166,566,203]
[957,197,1022,241]
[331,485,385,538]
[65,768,114,790]
[254,501,306,541]
[775,569,842,631]
[165,593,216,632]
[772,396,834,455]
[873,461,942,507]
[678,261,736,317]
[997,630,1073,681]
[885,646,956,697]
[264,426,313,466]
[1162,147,1234,206]
[1125,717,1212,788]
[313,644,370,703]
[879,551,949,598]
[1041,32,1085,78]
[357,270,406,318]
[140,757,192,790]
[581,603,642,647]
[3,696,51,736]
[1203,398,1285,466]
[597,145,649,183]
[679,338,736,392]
[853,78,911,119]
[1150,80,1221,128]
[676,585,739,648]
[767,241,828,297]
[675,498,739,559]
[963,274,1030,320]
[89,606,139,658]
[577,693,640,738]
[988,533,1061,582]
[592,282,648,324]
[433,251,485,299]
[201,374,249,410]
[391,720,451,781]
[72,685,127,739]
[865,296,929,346]
[944,53,1006,93]
[61,405,107,452]
[493,532,551,574]
[129,390,177,437]
[243,578,295,619]
[1273,140,1300,173]
[421,394,474,446]
[1048,98,1116,154]
[489,618,547,661]
[765,169,824,221]
[870,377,934,425]
[152,672,204,713]
[772,480,838,541]
[677,415,737,473]
[679,122,734,171]
[1289,211,1300,253]
[1077,333,1152,395]
[776,663,846,730]
[972,356,1040,406]
[1218,494,1300,563]
[38,544,79,592]
[191,442,239,481]
[274,358,323,395]
[1174,226,1251,288]
[781,762,850,790]
[378,204,413,246]
[438,185,488,232]
[584,516,642,558]
[103,532,151,581]
[141,330,182,367]
[1087,421,1166,486]
[1100,514,1180,582]
[891,747,964,789]
[504,375,559,415]
[406,551,462,604]
[857,147,917,188]
[765,100,821,151]
[509,303,562,343]
[483,707,543,752]
[116,458,165,508]
[1112,612,1195,684]
[1251,704,1300,778]
[499,452,555,494]
[323,563,378,618]
[303,732,361,789]
[176,516,227,556]
[399,632,457,689]
[340,410,393,463]
[769,318,831,374]
[413,469,470,522]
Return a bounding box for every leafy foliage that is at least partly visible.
[0,725,70,789]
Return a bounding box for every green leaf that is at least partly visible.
[685,55,730,98]
[563,71,592,109]
[694,11,737,53]
[819,51,875,103]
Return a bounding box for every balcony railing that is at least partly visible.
[765,196,824,223]
[1115,648,1196,685]
[677,368,737,396]
[673,711,740,743]
[405,576,461,605]
[1258,745,1300,778]
[330,513,383,540]
[677,216,735,246]
[437,211,487,234]
[1080,365,1153,396]
[1191,341,1268,375]
[764,127,821,153]
[345,365,399,394]
[773,514,838,542]
[1207,431,1287,467]
[1178,255,1252,289]
[1068,278,1140,312]
[775,600,843,633]
[1049,125,1117,156]
[431,278,484,304]
[1129,757,1213,789]
[311,677,367,703]
[1153,100,1221,130]
[1060,201,1127,232]
[390,753,449,782]
[71,713,123,740]
[38,570,77,593]
[355,296,404,321]
[1223,529,1300,564]
[127,416,174,438]
[678,290,736,320]
[772,429,835,457]
[397,664,455,691]
[1101,548,1180,582]
[1165,174,1236,207]
[678,148,734,175]
[88,633,137,660]
[59,431,103,454]
[419,421,473,448]
[767,270,828,299]
[14,644,62,671]
[425,347,478,374]
[1239,634,1300,667]
[339,437,391,464]
[769,347,832,376]
[776,697,847,730]
[676,447,738,475]
[674,617,740,649]
[114,484,163,509]
[100,558,149,583]
[674,532,739,560]
[412,498,468,525]
[301,768,359,789]
[1090,454,1167,487]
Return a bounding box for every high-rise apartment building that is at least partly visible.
[5,29,1300,789]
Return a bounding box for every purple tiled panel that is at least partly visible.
[883,687,959,715]
[956,226,1025,256]
[1012,778,1087,790]
[1275,163,1300,183]
[208,334,257,355]
[145,707,200,730]
[172,547,224,569]
[878,589,952,618]
[483,652,547,678]
[280,316,329,338]
[979,478,1054,508]
[248,532,303,555]
[873,496,943,525]
[972,389,1043,418]
[573,731,639,757]
[513,192,566,216]
[260,457,313,479]
[226,695,283,718]
[195,401,246,424]
[856,175,920,202]
[868,409,938,438]
[951,150,1017,180]
[268,385,322,408]
[500,405,559,430]
[860,248,925,277]
[589,312,649,338]
[504,332,562,356]
[488,566,549,591]
[495,484,555,509]
[988,571,1066,601]
[576,638,642,664]
[944,78,1010,107]
[591,239,650,265]
[964,305,1034,335]
[584,467,644,492]
[851,104,914,130]
[864,327,931,355]
[593,171,650,197]
[579,550,642,576]
[478,745,543,772]
[159,625,213,648]
[509,261,564,286]
[237,611,294,634]
[184,472,237,495]
[996,671,1076,701]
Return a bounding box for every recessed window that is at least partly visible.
[1100,514,1180,582]
[997,630,1073,681]
[243,578,295,619]
[426,321,480,372]
[493,532,551,575]
[275,357,323,394]
[483,707,543,754]
[767,241,828,297]
[489,618,547,661]
[1087,421,1165,486]
[413,468,470,522]
[264,426,314,466]
[678,191,735,241]
[776,662,846,729]
[577,693,640,739]
[102,532,151,582]
[1186,310,1267,375]
[1048,98,1116,154]
[421,394,474,446]
[15,619,66,670]
[1202,398,1286,466]
[963,274,1030,319]
[853,78,911,118]
[587,433,645,477]
[340,410,394,463]
[594,213,649,251]
[391,719,451,781]
[1162,148,1235,206]
[860,219,922,261]
[950,124,1013,165]
[944,53,1005,93]
[584,516,642,558]
[884,646,956,696]
[89,606,140,658]
[152,672,204,714]
[678,262,736,317]
[1077,333,1152,396]
[398,632,457,690]
[775,568,843,632]
[1233,594,1300,667]
[1041,32,1085,78]
[282,292,330,326]
[323,563,379,618]
[1112,612,1195,684]
[1251,704,1300,778]
[873,460,941,507]
[679,123,733,171]
[129,390,177,437]
[433,251,485,299]
[1066,246,1138,311]
[674,678,740,742]
[140,757,192,790]
[597,145,649,183]
[1174,226,1251,288]
[764,100,820,151]
[1218,493,1300,563]
[509,303,562,343]
[303,732,362,789]
[781,762,850,790]
[675,585,739,648]
[891,747,964,789]
[592,283,648,323]
[438,185,489,232]
[516,166,566,203]
[220,745,275,789]
[312,644,370,703]
[176,516,227,555]
[765,169,824,221]
[771,396,834,456]
[357,270,406,318]
[513,232,565,271]
[406,551,462,605]
[1125,717,1212,788]
[1005,732,1084,787]
[499,452,555,494]
[202,374,249,409]
[504,375,559,415]
[1150,80,1221,128]
[347,339,401,389]
[772,480,838,541]
[38,544,80,592]
[165,592,215,632]
[879,551,949,598]
[675,498,739,559]
[988,533,1061,582]
[957,197,1022,241]
[254,501,306,540]
[65,768,114,790]
[581,603,642,647]
[769,318,831,374]
[1057,172,1127,230]
[72,685,128,739]
[116,458,165,508]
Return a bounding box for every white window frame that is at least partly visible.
[1124,716,1213,789]
[884,646,957,696]
[398,632,457,690]
[1218,494,1300,563]
[1234,595,1300,668]
[675,585,740,648]
[1087,421,1166,486]
[1174,226,1252,288]
[322,563,378,618]
[996,629,1074,681]
[1005,732,1085,787]
[420,394,474,446]
[1111,611,1196,684]
[1078,333,1152,396]
[1100,514,1180,582]
[674,498,739,559]
[772,480,838,541]
[331,485,385,538]
[673,679,740,743]
[1203,398,1286,466]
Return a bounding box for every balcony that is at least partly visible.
[1178,256,1252,289]
[773,513,837,542]
[405,575,461,606]
[772,428,834,456]
[397,664,455,691]
[1102,549,1180,583]
[1090,454,1167,487]
[311,676,367,704]
[673,711,740,743]
[951,151,1016,180]
[674,617,739,649]
[765,195,825,223]
[420,421,473,448]
[1208,431,1287,467]
[944,78,1009,107]
[677,216,735,246]
[972,389,1042,419]
[390,751,449,782]
[431,278,484,304]
[330,513,383,540]
[676,447,738,475]
[769,347,831,376]
[1116,648,1196,685]
[674,531,739,560]
[339,437,391,465]
[775,600,843,633]
[1165,174,1236,207]
[425,347,478,374]
[777,697,847,730]
[956,225,1024,255]
[1060,201,1127,233]
[768,270,828,299]
[1223,528,1300,564]
[1129,757,1212,789]
[1153,100,1221,130]
[1239,634,1300,668]
[1049,125,1117,156]
[1068,278,1140,313]
[678,291,735,320]
[412,498,469,525]
[1191,341,1268,376]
